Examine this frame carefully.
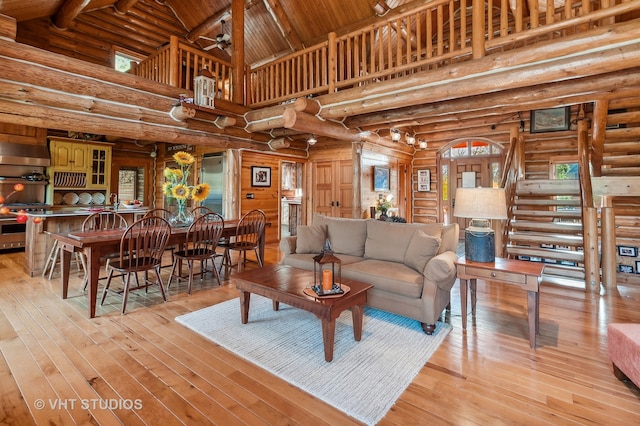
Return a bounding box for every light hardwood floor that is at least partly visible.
[0,245,639,425]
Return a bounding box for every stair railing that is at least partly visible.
[577,122,600,290]
[499,134,522,257]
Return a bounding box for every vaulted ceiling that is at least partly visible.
[0,0,411,67]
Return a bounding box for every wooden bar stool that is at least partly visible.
[42,232,86,280]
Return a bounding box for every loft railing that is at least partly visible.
[130,36,234,102]
[248,0,640,107]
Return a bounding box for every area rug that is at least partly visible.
[175,296,451,425]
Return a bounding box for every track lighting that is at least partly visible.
[406,134,416,146]
[307,135,317,145]
[419,140,427,150]
[390,128,401,142]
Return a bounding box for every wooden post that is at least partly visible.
[353,142,363,218]
[591,99,608,177]
[232,0,245,105]
[600,197,617,288]
[471,0,485,59]
[169,36,180,88]
[328,32,337,93]
[583,206,600,291]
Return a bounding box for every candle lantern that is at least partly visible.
[313,239,342,294]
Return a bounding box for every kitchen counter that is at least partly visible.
[27,207,150,218]
[24,207,149,277]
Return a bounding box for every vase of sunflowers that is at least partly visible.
[162,151,210,227]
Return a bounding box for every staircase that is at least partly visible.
[506,179,586,286]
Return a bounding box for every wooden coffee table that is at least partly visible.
[233,264,373,362]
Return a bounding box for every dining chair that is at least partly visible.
[100,216,171,315]
[80,211,128,291]
[221,209,266,273]
[143,208,177,267]
[190,206,215,217]
[168,212,225,294]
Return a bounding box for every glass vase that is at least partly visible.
[169,199,194,227]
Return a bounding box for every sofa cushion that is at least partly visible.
[403,231,441,273]
[364,220,443,263]
[314,215,367,256]
[343,259,424,299]
[295,224,327,254]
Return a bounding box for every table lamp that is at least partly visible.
[453,187,508,262]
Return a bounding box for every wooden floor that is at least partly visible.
[0,245,639,425]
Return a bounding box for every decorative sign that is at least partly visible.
[417,169,430,192]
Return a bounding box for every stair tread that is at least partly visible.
[507,245,585,262]
[513,208,582,218]
[510,220,583,233]
[509,232,583,245]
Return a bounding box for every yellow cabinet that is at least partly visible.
[50,140,87,172]
[86,145,111,189]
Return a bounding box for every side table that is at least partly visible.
[455,256,545,348]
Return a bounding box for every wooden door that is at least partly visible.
[313,160,354,218]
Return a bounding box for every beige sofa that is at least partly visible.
[279,215,459,334]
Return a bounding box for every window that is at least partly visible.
[113,48,143,73]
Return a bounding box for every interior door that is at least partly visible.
[313,160,353,218]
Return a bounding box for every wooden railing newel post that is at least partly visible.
[169,35,180,88]
[328,32,337,93]
[472,0,486,59]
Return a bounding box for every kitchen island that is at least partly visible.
[24,207,148,277]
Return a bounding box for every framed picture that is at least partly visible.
[619,264,635,274]
[530,106,571,133]
[617,245,638,257]
[374,166,390,191]
[417,169,430,192]
[251,166,271,187]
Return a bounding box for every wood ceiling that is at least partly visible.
[0,0,409,67]
[1,0,640,150]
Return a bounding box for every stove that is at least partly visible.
[0,203,50,250]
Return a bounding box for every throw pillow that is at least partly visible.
[296,224,327,253]
[403,230,441,273]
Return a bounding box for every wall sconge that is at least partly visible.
[307,135,317,145]
[406,134,416,146]
[418,139,427,150]
[390,128,401,142]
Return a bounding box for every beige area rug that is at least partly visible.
[175,296,452,425]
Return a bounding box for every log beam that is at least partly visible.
[263,0,304,51]
[244,97,321,132]
[186,8,230,43]
[282,110,400,148]
[114,0,141,15]
[0,14,16,41]
[52,0,91,30]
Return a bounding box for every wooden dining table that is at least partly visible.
[51,219,266,318]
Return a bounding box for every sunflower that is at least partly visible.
[173,151,195,167]
[191,183,211,202]
[163,167,183,182]
[162,181,174,196]
[172,184,190,200]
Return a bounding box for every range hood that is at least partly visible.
[0,142,51,167]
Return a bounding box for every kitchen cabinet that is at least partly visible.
[50,140,87,172]
[86,145,111,189]
[48,138,113,204]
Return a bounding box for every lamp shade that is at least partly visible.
[453,188,508,220]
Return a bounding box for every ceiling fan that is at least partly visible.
[204,19,231,51]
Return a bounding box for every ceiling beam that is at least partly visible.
[51,0,91,30]
[114,0,141,15]
[263,0,304,51]
[186,8,231,43]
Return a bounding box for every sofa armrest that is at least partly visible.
[423,251,458,291]
[280,236,297,255]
